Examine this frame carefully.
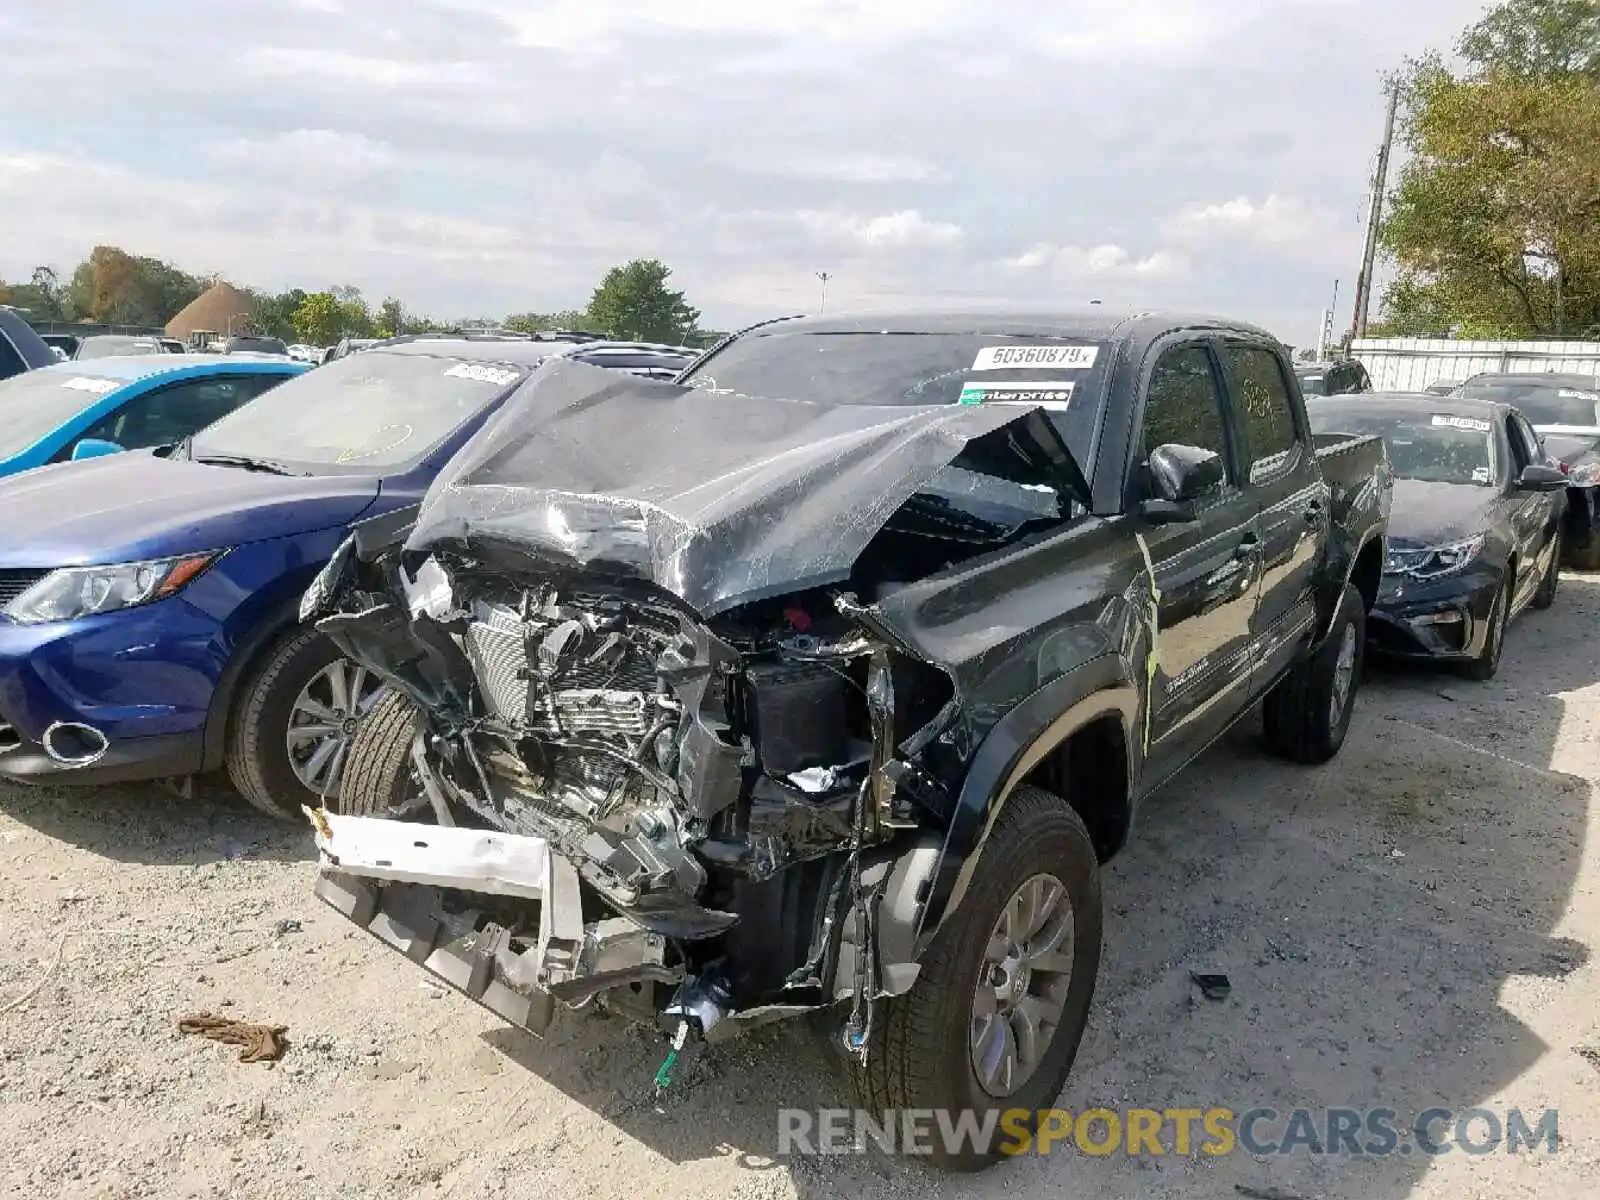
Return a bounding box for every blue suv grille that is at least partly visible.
[0,569,48,607]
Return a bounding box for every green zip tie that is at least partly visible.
[654,1045,679,1090]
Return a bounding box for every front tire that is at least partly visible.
[1262,582,1365,764]
[1458,573,1511,682]
[841,785,1102,1171]
[1533,531,1561,610]
[225,628,388,820]
[336,691,424,817]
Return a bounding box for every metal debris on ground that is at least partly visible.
[177,1012,289,1064]
[1190,972,1232,1001]
[272,918,303,937]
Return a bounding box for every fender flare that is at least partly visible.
[199,591,317,774]
[1317,530,1385,644]
[910,654,1139,954]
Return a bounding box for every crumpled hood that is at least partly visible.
[1386,478,1497,549]
[409,358,1088,616]
[0,450,381,568]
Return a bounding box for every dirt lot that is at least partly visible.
[2,579,1598,1200]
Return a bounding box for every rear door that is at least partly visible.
[1215,338,1328,692]
[1134,338,1264,778]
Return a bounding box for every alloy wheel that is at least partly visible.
[285,659,388,800]
[970,872,1076,1098]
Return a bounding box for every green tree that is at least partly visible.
[293,292,344,345]
[329,285,375,338]
[374,296,406,338]
[62,246,203,327]
[250,288,308,341]
[1378,0,1600,336]
[585,260,700,343]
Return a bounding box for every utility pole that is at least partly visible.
[1350,82,1399,342]
[816,271,832,315]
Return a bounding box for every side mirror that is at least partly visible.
[1516,463,1569,492]
[71,438,125,461]
[1141,444,1225,523]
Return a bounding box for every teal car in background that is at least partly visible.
[0,355,309,475]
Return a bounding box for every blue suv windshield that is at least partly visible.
[190,350,530,471]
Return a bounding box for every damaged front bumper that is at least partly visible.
[310,809,682,1033]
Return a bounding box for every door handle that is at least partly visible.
[1205,536,1260,589]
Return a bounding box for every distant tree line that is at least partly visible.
[1,247,719,347]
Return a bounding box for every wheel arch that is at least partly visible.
[915,655,1138,952]
[199,589,319,774]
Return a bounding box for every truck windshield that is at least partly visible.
[1309,407,1497,487]
[680,329,1113,463]
[189,351,531,472]
[0,368,126,460]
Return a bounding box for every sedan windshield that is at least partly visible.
[75,336,162,360]
[1309,406,1497,486]
[189,350,532,472]
[679,330,1112,463]
[0,369,124,460]
[1456,377,1600,428]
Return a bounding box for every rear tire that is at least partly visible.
[225,628,387,820]
[1262,582,1365,764]
[336,691,423,817]
[840,785,1102,1171]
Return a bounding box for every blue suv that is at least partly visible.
[0,334,597,817]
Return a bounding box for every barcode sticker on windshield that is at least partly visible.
[971,345,1098,371]
[1432,414,1491,433]
[959,380,1075,409]
[444,362,521,387]
[1559,388,1599,401]
[61,376,119,394]
[1472,467,1491,483]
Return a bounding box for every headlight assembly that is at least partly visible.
[3,552,224,625]
[1385,534,1487,579]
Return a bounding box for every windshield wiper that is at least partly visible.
[194,453,303,476]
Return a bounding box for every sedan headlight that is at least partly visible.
[3,552,224,625]
[1385,534,1487,579]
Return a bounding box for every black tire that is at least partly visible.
[841,785,1102,1171]
[225,627,380,820]
[1458,572,1511,682]
[336,691,423,817]
[1566,537,1600,572]
[1533,530,1561,610]
[1262,582,1365,765]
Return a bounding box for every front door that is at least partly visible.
[1135,340,1264,782]
[1216,339,1326,691]
[1504,410,1561,606]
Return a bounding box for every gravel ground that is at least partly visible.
[2,577,1598,1200]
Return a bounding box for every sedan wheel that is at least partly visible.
[285,659,388,797]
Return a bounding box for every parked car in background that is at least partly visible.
[305,311,1391,1169]
[1308,393,1566,680]
[286,343,323,364]
[74,334,167,360]
[1424,378,1462,396]
[0,334,645,820]
[223,334,289,357]
[39,333,81,361]
[159,338,187,354]
[0,308,58,380]
[322,337,378,364]
[1454,372,1600,569]
[548,339,699,378]
[0,355,308,479]
[1295,359,1373,396]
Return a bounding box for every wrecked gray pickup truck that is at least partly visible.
[298,311,1391,1168]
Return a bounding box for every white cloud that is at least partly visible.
[1166,194,1336,247]
[1003,243,1186,278]
[798,209,964,250]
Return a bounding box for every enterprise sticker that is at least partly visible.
[62,376,119,394]
[1432,414,1491,433]
[971,345,1098,371]
[959,380,1075,409]
[444,362,522,387]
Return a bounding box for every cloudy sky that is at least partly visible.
[2,0,1485,344]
